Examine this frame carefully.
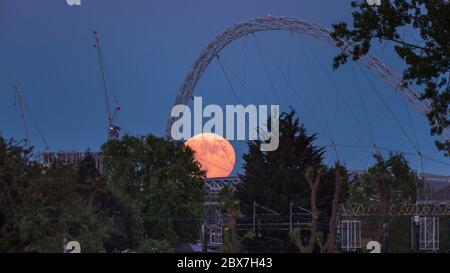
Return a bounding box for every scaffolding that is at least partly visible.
[340,220,362,252]
[204,176,237,247]
[208,226,223,247]
[411,216,439,252]
[340,203,447,252]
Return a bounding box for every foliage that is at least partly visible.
[0,133,205,252]
[135,239,172,253]
[0,137,104,252]
[347,153,423,204]
[218,186,255,253]
[237,110,346,252]
[439,217,450,252]
[331,0,450,155]
[238,111,326,215]
[388,216,413,253]
[77,153,143,252]
[347,153,422,251]
[219,186,240,215]
[101,134,206,245]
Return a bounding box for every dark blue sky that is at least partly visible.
[0,0,448,175]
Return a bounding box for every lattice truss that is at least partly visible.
[340,203,450,217]
[340,220,362,251]
[416,217,439,251]
[205,176,241,192]
[166,16,449,140]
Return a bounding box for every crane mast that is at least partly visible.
[14,86,49,151]
[93,31,121,140]
[14,86,31,146]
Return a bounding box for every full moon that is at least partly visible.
[185,133,236,178]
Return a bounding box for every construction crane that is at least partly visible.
[14,86,31,146]
[93,31,121,140]
[14,86,49,150]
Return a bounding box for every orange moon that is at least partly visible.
[185,133,236,178]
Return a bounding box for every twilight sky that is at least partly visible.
[0,0,448,175]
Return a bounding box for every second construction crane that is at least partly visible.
[93,31,121,140]
[15,86,31,146]
[14,86,49,150]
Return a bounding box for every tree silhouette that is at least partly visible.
[331,0,450,155]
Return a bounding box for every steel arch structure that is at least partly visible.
[165,16,449,140]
